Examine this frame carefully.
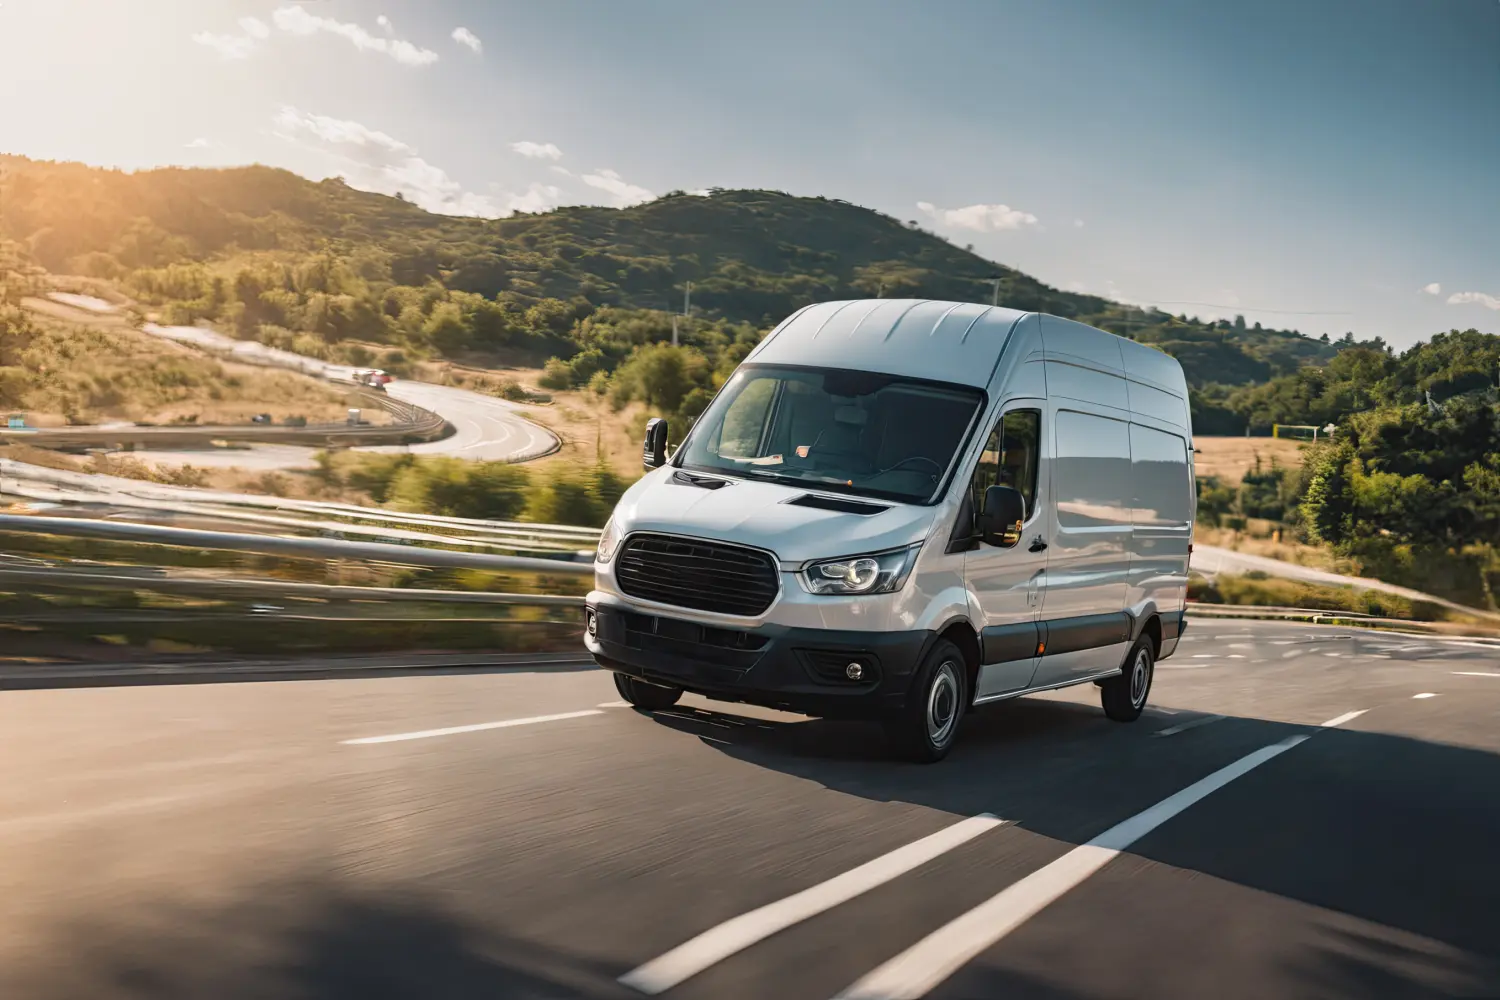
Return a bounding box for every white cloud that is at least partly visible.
[271,5,438,67]
[193,29,260,60]
[582,168,654,207]
[1421,282,1442,296]
[376,14,393,32]
[240,16,270,40]
[452,26,482,53]
[550,165,574,177]
[689,188,712,197]
[1073,219,1085,228]
[274,106,411,154]
[506,183,563,214]
[273,106,499,217]
[184,138,212,149]
[1448,291,1500,311]
[1067,280,1087,292]
[511,141,563,161]
[917,200,1040,232]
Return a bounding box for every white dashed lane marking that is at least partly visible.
[829,733,1317,1000]
[619,815,1006,995]
[1320,710,1368,728]
[341,709,604,745]
[1153,715,1226,738]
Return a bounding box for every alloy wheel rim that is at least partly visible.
[1130,649,1151,707]
[927,661,960,745]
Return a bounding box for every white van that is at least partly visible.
[585,299,1195,762]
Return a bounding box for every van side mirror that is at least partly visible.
[643,417,669,469]
[978,485,1025,547]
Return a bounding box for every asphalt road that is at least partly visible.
[373,380,559,463]
[3,619,1498,999]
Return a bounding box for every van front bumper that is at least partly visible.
[584,602,934,719]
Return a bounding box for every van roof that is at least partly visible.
[744,299,1029,389]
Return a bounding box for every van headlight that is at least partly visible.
[799,545,920,596]
[596,518,622,564]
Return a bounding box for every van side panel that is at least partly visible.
[1127,423,1193,647]
[1119,338,1193,656]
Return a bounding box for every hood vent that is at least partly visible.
[785,494,890,516]
[671,470,732,490]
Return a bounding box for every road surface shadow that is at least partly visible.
[648,701,1500,998]
[6,878,633,1000]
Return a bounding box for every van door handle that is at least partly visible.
[1029,537,1048,553]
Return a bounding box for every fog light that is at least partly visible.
[845,662,864,681]
[586,610,598,637]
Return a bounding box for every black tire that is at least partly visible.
[613,672,683,711]
[1101,636,1155,722]
[884,639,968,763]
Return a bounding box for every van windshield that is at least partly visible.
[675,365,985,505]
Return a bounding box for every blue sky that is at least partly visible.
[2,0,1495,347]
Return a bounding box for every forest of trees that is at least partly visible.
[1,155,1344,392]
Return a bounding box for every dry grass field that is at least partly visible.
[11,301,382,428]
[1193,435,1308,482]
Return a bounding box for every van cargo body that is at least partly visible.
[586,299,1195,761]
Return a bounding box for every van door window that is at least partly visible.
[951,407,1041,551]
[974,408,1042,522]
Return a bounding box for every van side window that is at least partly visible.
[973,408,1041,522]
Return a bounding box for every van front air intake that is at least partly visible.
[614,533,780,617]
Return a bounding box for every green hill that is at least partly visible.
[0,155,1340,388]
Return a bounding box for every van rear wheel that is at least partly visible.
[613,673,683,711]
[884,639,968,763]
[1101,636,1154,722]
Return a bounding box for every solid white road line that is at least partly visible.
[1152,714,1225,738]
[1413,693,1438,699]
[1320,709,1367,728]
[619,814,1006,995]
[1453,671,1500,678]
[341,709,604,745]
[597,700,631,708]
[831,736,1310,1000]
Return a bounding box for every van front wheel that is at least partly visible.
[1101,637,1154,722]
[613,673,683,711]
[884,639,968,763]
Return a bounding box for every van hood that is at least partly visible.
[611,467,939,564]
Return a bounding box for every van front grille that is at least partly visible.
[615,533,779,616]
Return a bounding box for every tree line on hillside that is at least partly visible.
[1,156,1343,390]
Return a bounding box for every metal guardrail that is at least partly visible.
[0,514,594,576]
[1188,602,1500,640]
[2,482,596,558]
[0,390,450,449]
[0,567,584,607]
[0,459,603,545]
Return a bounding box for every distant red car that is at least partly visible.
[352,369,393,389]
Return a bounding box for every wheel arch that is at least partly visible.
[929,616,982,711]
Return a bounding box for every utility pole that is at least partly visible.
[988,277,1001,307]
[671,314,679,348]
[683,281,692,317]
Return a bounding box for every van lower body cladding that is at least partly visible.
[584,600,933,719]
